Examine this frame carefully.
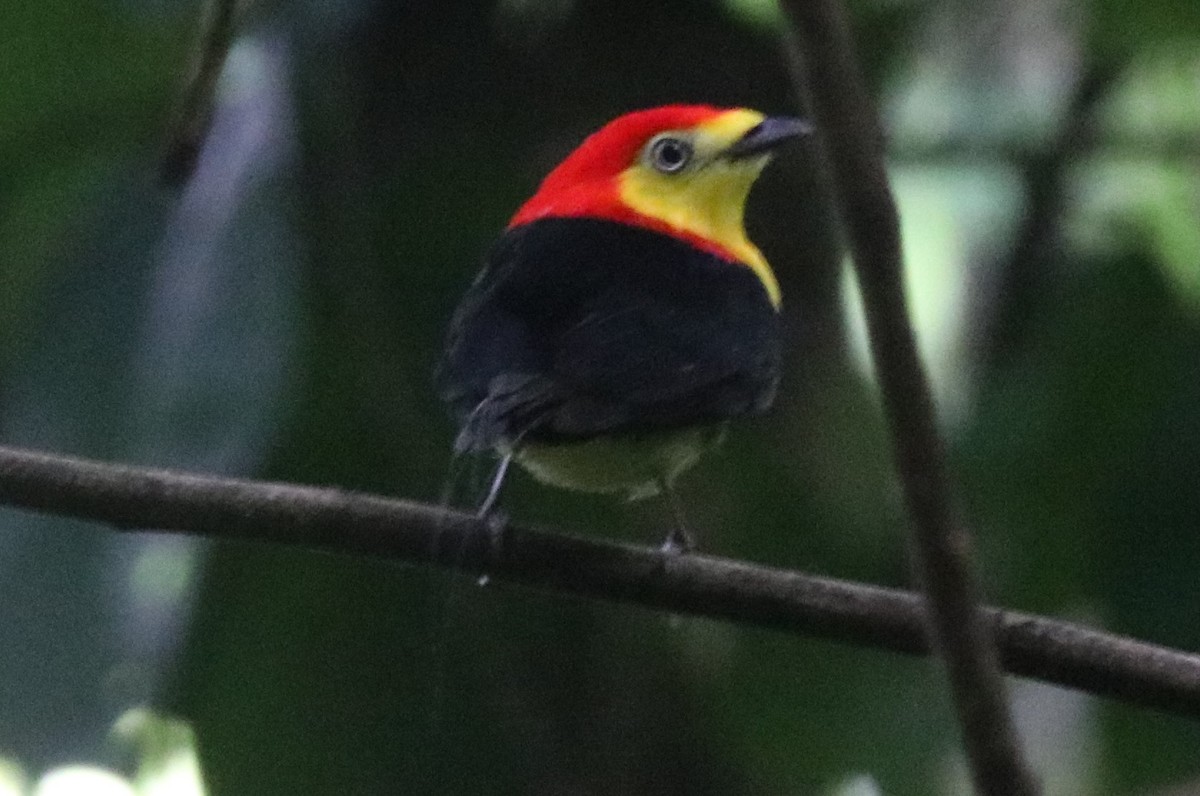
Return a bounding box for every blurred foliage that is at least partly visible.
[1,0,1199,794]
[0,709,204,795]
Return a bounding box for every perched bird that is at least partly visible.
[437,105,807,550]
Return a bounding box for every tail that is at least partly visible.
[452,373,563,454]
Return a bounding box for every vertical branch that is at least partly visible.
[777,2,1041,794]
[162,0,241,185]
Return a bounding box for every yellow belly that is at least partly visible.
[512,426,726,500]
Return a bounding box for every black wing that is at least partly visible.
[436,218,781,451]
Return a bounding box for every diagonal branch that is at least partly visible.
[1,443,1198,719]
[161,0,241,185]
[980,59,1124,375]
[778,1,1040,793]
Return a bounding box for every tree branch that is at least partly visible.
[778,2,1040,794]
[979,59,1124,375]
[162,0,240,185]
[1,443,1198,719]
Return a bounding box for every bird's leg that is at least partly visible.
[474,452,514,570]
[660,481,696,555]
[476,452,512,524]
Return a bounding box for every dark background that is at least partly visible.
[1,0,1199,793]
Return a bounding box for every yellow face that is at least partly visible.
[617,109,781,306]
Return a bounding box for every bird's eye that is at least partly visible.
[648,136,693,174]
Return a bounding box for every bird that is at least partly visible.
[436,104,807,551]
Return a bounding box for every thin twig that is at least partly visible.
[162,0,240,185]
[0,443,1198,718]
[777,2,1040,794]
[980,59,1124,375]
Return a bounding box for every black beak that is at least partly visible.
[725,116,812,160]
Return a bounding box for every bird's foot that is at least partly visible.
[476,503,510,564]
[659,525,696,556]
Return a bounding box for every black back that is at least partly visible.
[437,218,781,451]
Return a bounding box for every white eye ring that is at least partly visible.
[648,136,693,174]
